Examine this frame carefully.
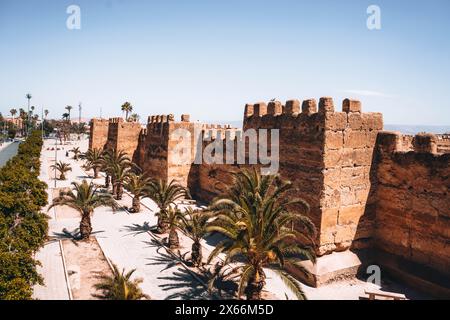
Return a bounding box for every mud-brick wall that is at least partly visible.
[104,118,142,160]
[320,99,383,255]
[375,132,450,275]
[89,119,109,150]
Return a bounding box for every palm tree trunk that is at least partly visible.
[80,210,93,239]
[60,173,65,180]
[191,240,202,266]
[94,167,99,179]
[132,196,140,213]
[115,184,123,200]
[156,210,168,234]
[245,268,266,300]
[105,175,110,188]
[168,227,179,249]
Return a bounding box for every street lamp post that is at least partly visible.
[54,129,58,188]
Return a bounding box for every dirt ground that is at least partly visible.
[62,237,113,300]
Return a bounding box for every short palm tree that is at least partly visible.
[111,162,131,200]
[124,173,151,213]
[121,102,133,121]
[94,263,149,300]
[165,206,185,249]
[101,149,131,190]
[145,179,190,234]
[71,147,81,160]
[51,161,72,180]
[128,113,140,122]
[49,180,118,239]
[84,148,103,178]
[207,169,317,300]
[179,208,213,267]
[10,108,17,119]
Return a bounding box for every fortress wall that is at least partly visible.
[375,132,450,276]
[320,99,383,255]
[103,118,143,160]
[437,134,450,153]
[242,98,383,256]
[89,118,109,150]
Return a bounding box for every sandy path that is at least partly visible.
[62,238,113,300]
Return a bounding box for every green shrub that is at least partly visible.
[0,130,48,300]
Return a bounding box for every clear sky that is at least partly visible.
[1,0,449,125]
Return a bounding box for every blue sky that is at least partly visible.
[1,0,449,125]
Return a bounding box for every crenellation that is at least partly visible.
[318,97,335,113]
[254,102,267,117]
[285,99,300,115]
[267,101,283,115]
[413,133,438,154]
[302,99,318,115]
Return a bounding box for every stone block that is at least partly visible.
[342,99,362,113]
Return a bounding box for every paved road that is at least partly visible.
[0,142,19,167]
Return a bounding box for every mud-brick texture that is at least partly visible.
[375,131,450,276]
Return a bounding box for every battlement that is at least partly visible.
[109,117,124,124]
[376,131,446,156]
[243,97,383,134]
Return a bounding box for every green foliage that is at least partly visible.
[93,263,149,300]
[0,130,49,300]
[207,168,317,300]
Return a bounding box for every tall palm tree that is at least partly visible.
[84,148,103,178]
[49,180,117,239]
[44,109,49,118]
[51,161,72,180]
[71,147,81,160]
[10,109,17,120]
[66,105,73,121]
[94,263,149,300]
[206,169,317,300]
[121,102,133,121]
[25,93,32,134]
[179,208,213,266]
[145,179,190,234]
[124,173,151,213]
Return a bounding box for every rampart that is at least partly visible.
[88,98,449,295]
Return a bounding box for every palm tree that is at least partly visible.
[71,147,81,160]
[62,113,70,121]
[145,179,190,234]
[10,109,17,120]
[128,113,140,122]
[66,105,73,121]
[94,263,149,300]
[121,102,133,121]
[165,206,185,249]
[44,109,49,118]
[111,162,131,200]
[51,161,72,180]
[49,180,117,239]
[101,149,132,192]
[124,173,151,212]
[179,208,213,266]
[84,148,103,178]
[25,93,32,134]
[206,169,317,300]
